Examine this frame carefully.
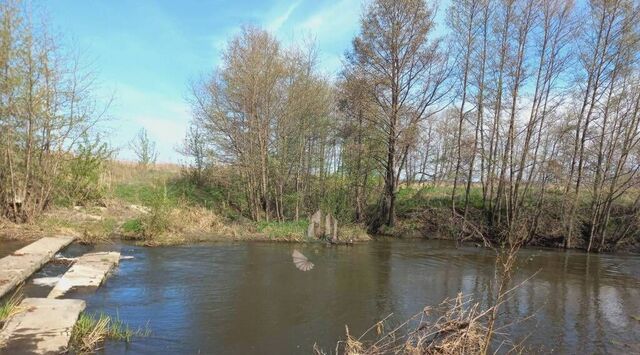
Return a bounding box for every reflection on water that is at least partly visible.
[41,240,640,354]
[0,240,28,258]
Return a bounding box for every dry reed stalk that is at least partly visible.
[324,292,524,355]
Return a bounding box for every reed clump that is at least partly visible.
[69,312,150,353]
[0,289,24,325]
[327,294,514,355]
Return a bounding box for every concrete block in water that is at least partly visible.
[308,210,324,238]
[0,236,74,298]
[0,298,85,354]
[48,251,120,299]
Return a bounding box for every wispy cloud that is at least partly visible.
[300,0,360,34]
[297,0,361,74]
[267,1,301,32]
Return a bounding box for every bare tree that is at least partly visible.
[178,124,209,183]
[0,1,109,221]
[130,128,158,168]
[346,0,450,231]
[179,0,640,253]
[564,0,640,248]
[189,27,333,221]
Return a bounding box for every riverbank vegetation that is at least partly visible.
[69,312,150,353]
[2,0,640,252]
[179,0,640,253]
[0,161,370,244]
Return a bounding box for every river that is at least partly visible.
[7,239,640,353]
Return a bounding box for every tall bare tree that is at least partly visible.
[346,0,450,231]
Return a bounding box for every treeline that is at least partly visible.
[0,1,110,222]
[184,0,640,252]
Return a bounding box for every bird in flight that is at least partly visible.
[292,249,314,271]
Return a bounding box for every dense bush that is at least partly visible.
[58,134,112,206]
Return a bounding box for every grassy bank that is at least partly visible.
[8,161,634,252]
[0,162,370,246]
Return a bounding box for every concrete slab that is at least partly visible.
[0,237,75,298]
[0,298,85,354]
[48,252,120,299]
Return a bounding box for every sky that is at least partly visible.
[44,0,364,163]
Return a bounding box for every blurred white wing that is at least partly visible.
[292,249,314,271]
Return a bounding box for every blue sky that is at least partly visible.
[45,0,363,162]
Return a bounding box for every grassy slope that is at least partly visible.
[107,163,369,244]
[0,161,369,245]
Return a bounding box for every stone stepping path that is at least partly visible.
[48,251,120,299]
[0,298,85,354]
[0,238,123,354]
[0,237,74,299]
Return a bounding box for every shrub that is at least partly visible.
[59,133,112,206]
[256,220,309,240]
[122,218,144,235]
[140,184,171,238]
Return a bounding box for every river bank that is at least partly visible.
[0,205,371,246]
[379,185,640,254]
[2,163,637,253]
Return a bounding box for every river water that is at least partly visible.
[6,239,640,353]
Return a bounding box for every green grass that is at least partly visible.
[256,219,309,239]
[99,217,119,235]
[112,182,165,206]
[0,290,23,324]
[395,185,464,215]
[122,218,144,234]
[168,178,225,209]
[111,177,225,208]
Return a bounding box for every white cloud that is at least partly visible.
[300,0,361,35]
[205,0,361,76]
[98,1,365,163]
[135,115,187,149]
[267,1,301,32]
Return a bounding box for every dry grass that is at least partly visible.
[0,198,137,243]
[129,205,248,246]
[69,312,150,354]
[324,294,516,355]
[104,160,180,185]
[339,224,372,242]
[166,206,242,236]
[0,217,49,241]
